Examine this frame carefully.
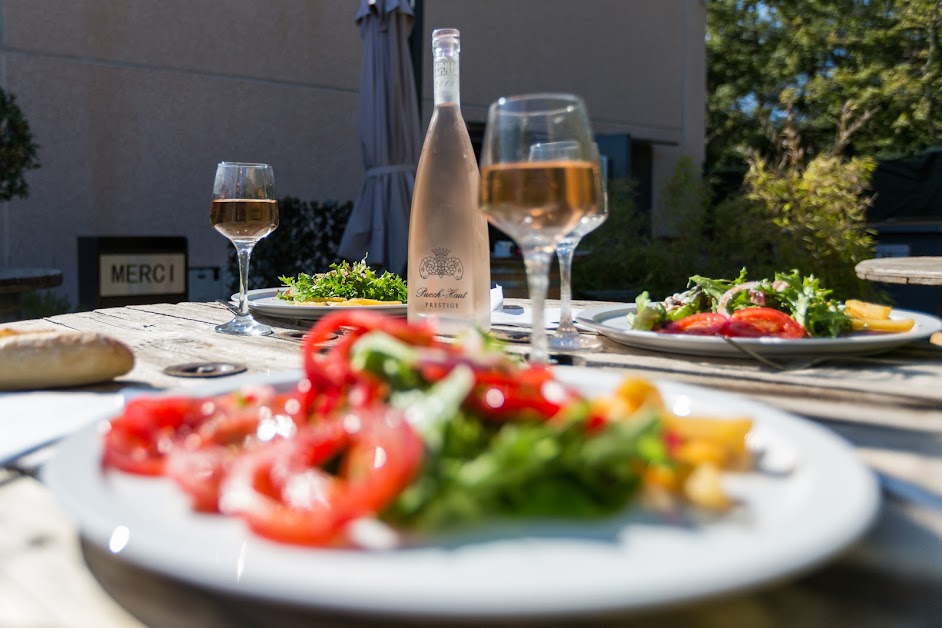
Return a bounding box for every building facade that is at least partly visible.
[0,0,705,308]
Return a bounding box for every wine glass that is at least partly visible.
[479,94,600,364]
[210,162,279,336]
[546,143,608,352]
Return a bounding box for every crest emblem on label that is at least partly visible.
[419,248,464,280]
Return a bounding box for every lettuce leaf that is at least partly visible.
[626,291,668,331]
[278,257,407,303]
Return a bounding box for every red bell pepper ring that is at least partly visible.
[164,388,307,512]
[219,405,423,547]
[300,311,441,415]
[102,396,208,476]
[464,365,577,421]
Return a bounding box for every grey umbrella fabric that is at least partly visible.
[338,0,421,276]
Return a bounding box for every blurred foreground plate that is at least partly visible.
[44,368,878,620]
[577,304,942,358]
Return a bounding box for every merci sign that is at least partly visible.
[99,253,186,297]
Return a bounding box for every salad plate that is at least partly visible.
[576,304,942,359]
[237,286,504,321]
[44,368,878,620]
[237,288,408,320]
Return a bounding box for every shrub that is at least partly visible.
[573,150,880,302]
[574,157,718,300]
[19,290,72,319]
[740,152,878,299]
[0,88,40,203]
[570,178,646,299]
[227,197,353,293]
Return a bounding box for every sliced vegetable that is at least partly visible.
[850,318,916,333]
[102,396,207,476]
[103,312,755,547]
[723,308,806,339]
[660,312,730,336]
[845,299,893,320]
[628,269,852,338]
[219,407,422,546]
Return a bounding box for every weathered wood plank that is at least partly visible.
[856,257,942,285]
[43,305,304,390]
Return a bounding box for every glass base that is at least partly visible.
[215,315,272,336]
[547,330,603,352]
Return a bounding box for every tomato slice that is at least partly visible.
[463,364,576,421]
[165,446,239,512]
[102,396,208,475]
[164,388,307,512]
[723,307,806,339]
[659,312,730,336]
[219,405,422,547]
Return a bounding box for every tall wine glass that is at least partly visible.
[210,162,279,336]
[479,94,600,364]
[547,143,608,351]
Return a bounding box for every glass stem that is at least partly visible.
[234,241,255,317]
[555,237,580,335]
[523,248,553,364]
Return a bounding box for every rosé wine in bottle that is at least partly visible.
[407,28,491,334]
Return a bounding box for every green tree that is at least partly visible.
[707,0,942,168]
[0,88,39,202]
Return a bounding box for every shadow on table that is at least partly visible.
[79,537,941,628]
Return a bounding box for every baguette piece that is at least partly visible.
[0,329,134,390]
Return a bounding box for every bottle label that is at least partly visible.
[414,248,468,309]
[433,57,459,104]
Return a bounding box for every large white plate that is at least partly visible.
[576,304,942,359]
[238,286,504,321]
[44,369,878,620]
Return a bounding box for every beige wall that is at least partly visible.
[0,0,705,308]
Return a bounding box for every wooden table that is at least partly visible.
[855,256,942,286]
[0,267,63,321]
[856,256,942,319]
[3,299,942,626]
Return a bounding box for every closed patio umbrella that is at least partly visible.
[338,0,421,276]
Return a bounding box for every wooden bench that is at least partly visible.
[0,267,63,321]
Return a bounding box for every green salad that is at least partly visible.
[278,257,408,304]
[627,269,851,338]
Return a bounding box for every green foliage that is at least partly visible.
[227,197,352,293]
[707,0,942,168]
[0,88,40,202]
[278,257,407,303]
[741,152,878,298]
[573,152,880,302]
[571,179,653,299]
[575,157,716,300]
[11,290,72,321]
[647,156,713,292]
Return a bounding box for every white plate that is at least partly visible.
[237,288,407,320]
[43,368,878,620]
[237,286,504,321]
[576,304,942,358]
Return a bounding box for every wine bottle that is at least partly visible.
[407,28,491,334]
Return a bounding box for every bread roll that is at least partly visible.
[0,329,134,390]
